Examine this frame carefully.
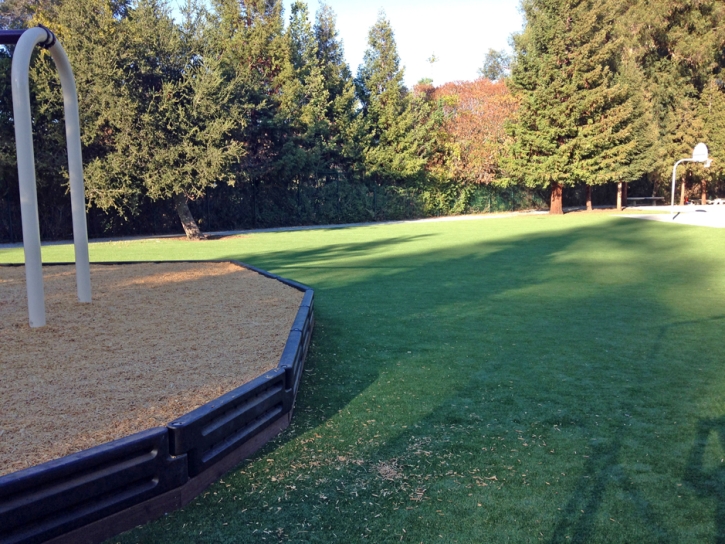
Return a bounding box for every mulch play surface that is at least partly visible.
[0,261,302,476]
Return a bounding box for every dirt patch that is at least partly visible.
[0,262,302,477]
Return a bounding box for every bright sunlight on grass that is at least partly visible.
[2,213,725,542]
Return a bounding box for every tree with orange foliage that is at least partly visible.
[433,79,519,186]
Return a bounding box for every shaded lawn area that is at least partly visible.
[3,214,725,542]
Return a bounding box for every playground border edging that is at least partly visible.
[0,260,314,544]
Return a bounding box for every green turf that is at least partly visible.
[3,214,725,543]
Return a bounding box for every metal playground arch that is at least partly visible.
[1,26,91,327]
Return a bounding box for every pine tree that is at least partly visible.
[618,0,725,203]
[277,1,329,184]
[313,3,359,176]
[698,78,725,201]
[29,0,242,239]
[26,0,138,236]
[125,0,244,239]
[0,47,17,238]
[210,0,288,225]
[355,13,429,187]
[504,0,653,214]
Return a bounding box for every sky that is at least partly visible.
[284,0,525,87]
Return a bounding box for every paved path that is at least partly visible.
[619,206,725,229]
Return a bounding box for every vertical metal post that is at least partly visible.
[10,27,91,327]
[52,38,91,303]
[671,159,689,219]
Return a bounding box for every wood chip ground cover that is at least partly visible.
[0,262,302,476]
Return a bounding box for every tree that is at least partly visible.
[434,79,519,186]
[504,0,653,214]
[124,0,244,239]
[26,0,136,237]
[698,78,725,202]
[277,1,330,185]
[313,3,359,176]
[30,0,242,239]
[0,0,60,29]
[619,0,724,203]
[478,48,511,81]
[355,12,430,187]
[210,0,288,226]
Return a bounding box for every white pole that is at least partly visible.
[11,27,91,327]
[48,40,91,303]
[11,27,48,327]
[671,158,692,220]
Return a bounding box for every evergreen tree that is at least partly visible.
[0,0,60,29]
[478,48,511,81]
[28,0,242,239]
[504,0,653,213]
[125,0,243,239]
[698,78,725,201]
[0,47,17,238]
[315,4,350,101]
[355,13,430,187]
[619,0,724,202]
[277,1,329,184]
[25,0,136,237]
[209,0,288,226]
[313,3,359,176]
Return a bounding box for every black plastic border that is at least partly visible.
[167,368,291,477]
[0,260,314,544]
[0,428,186,544]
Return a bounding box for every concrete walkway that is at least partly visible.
[619,205,725,229]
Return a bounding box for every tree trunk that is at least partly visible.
[173,193,206,240]
[617,182,622,211]
[680,174,687,205]
[586,185,592,211]
[550,182,563,214]
[623,182,628,206]
[701,178,708,205]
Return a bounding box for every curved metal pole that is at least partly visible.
[671,158,694,220]
[11,27,91,328]
[48,36,91,304]
[11,28,47,327]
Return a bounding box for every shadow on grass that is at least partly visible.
[685,417,725,544]
[114,217,725,542]
[548,431,676,544]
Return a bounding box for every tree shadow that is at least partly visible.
[114,216,725,542]
[214,217,725,445]
[548,429,675,543]
[684,417,725,544]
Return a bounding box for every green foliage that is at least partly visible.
[478,48,511,81]
[26,0,242,237]
[504,0,654,197]
[354,13,434,187]
[210,0,287,192]
[619,0,725,196]
[5,0,725,239]
[123,0,243,205]
[699,79,725,180]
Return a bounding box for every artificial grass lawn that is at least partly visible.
[3,213,725,542]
